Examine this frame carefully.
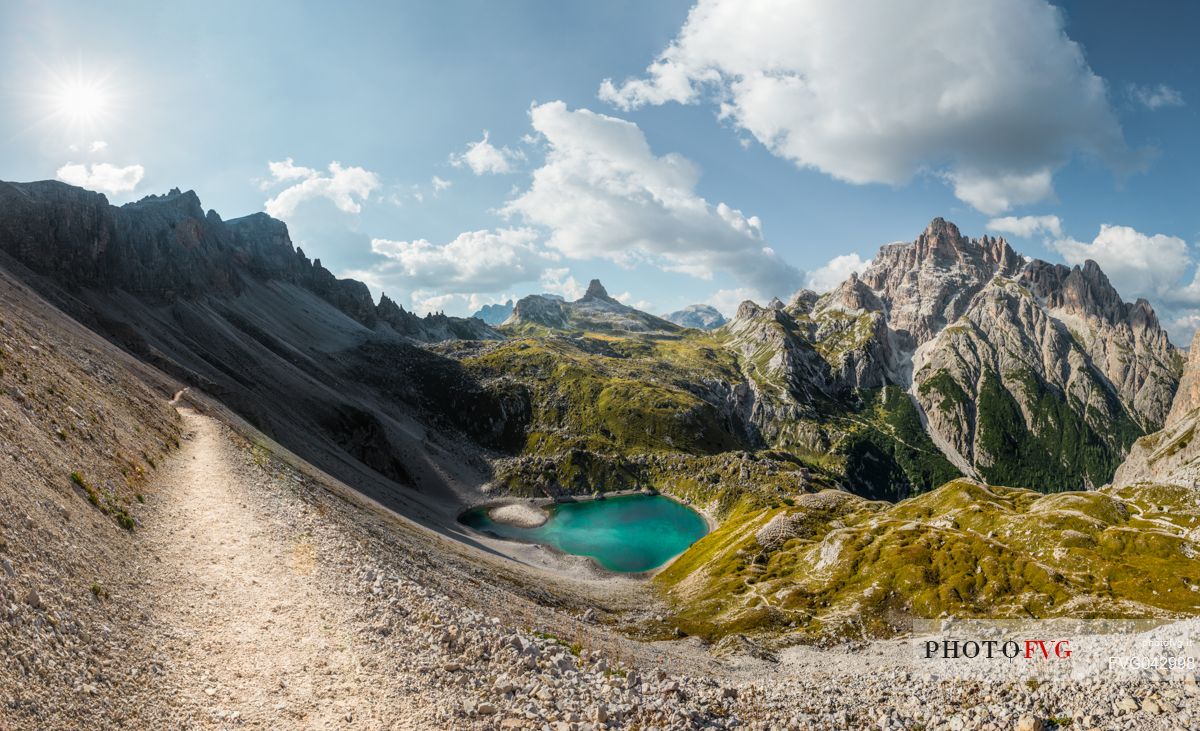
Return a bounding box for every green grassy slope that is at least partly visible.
[657,479,1200,641]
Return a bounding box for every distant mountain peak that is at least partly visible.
[471,300,515,326]
[583,279,612,301]
[923,216,960,239]
[735,300,763,321]
[664,303,726,330]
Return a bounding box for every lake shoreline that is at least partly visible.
[460,492,709,576]
[481,488,717,531]
[487,502,550,528]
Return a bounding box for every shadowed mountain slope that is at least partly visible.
[0,180,516,518]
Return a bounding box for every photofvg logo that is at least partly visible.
[909,618,1200,683]
[923,637,1072,661]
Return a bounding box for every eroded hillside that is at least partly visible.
[0,266,181,726]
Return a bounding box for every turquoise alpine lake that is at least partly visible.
[460,494,708,573]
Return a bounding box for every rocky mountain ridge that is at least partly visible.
[722,217,1182,493]
[0,179,520,522]
[0,180,497,343]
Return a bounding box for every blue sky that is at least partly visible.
[2,0,1198,339]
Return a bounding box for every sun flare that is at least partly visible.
[53,80,109,124]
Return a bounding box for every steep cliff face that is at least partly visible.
[912,279,1143,490]
[1113,330,1200,487]
[1020,259,1179,430]
[1168,330,1200,425]
[803,273,902,389]
[0,182,242,298]
[720,300,846,453]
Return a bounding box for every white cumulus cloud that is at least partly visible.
[89,140,108,153]
[703,287,758,318]
[450,131,524,175]
[539,268,587,300]
[1128,83,1184,110]
[1052,224,1191,306]
[805,253,870,293]
[56,162,144,194]
[502,101,803,296]
[987,215,1063,239]
[369,228,546,293]
[600,0,1132,214]
[262,159,380,218]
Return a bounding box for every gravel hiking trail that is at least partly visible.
[138,405,412,728]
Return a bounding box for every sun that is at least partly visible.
[53,80,110,125]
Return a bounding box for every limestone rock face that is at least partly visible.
[804,271,902,390]
[1167,330,1200,426]
[912,279,1142,489]
[859,217,1022,344]
[505,294,568,329]
[583,278,613,301]
[788,289,819,314]
[741,217,1181,492]
[1021,259,1179,430]
[826,271,883,314]
[1114,330,1200,487]
[723,300,844,451]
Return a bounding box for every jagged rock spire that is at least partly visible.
[583,279,612,301]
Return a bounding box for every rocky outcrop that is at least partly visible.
[1113,329,1200,487]
[824,272,883,314]
[506,294,568,329]
[788,289,819,315]
[1168,330,1200,426]
[722,300,845,451]
[582,278,614,302]
[804,272,904,389]
[664,304,727,330]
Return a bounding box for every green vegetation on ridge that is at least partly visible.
[657,480,1200,641]
[975,370,1143,490]
[836,386,961,501]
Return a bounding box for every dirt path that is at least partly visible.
[138,408,407,728]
